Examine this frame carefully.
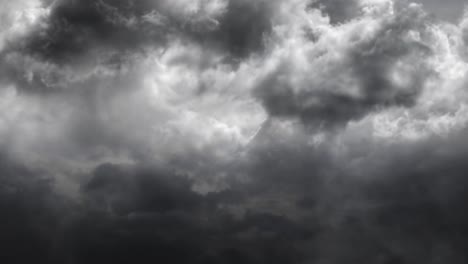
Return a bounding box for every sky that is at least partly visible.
[417,0,465,23]
[1,0,468,263]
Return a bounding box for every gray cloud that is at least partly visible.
[4,119,468,263]
[257,3,434,129]
[2,0,468,263]
[416,0,466,23]
[308,0,361,24]
[234,120,468,263]
[0,156,314,264]
[11,0,273,66]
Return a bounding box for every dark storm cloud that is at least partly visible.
[3,0,468,263]
[208,0,273,59]
[326,132,468,263]
[0,158,314,264]
[82,163,204,214]
[6,124,468,263]
[0,0,276,97]
[234,122,468,263]
[257,4,434,129]
[15,0,273,65]
[20,0,170,63]
[69,163,312,264]
[0,153,73,263]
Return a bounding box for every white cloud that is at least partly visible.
[0,0,49,52]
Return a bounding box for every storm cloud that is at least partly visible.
[2,0,468,263]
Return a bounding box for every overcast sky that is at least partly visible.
[2,0,468,263]
[418,0,465,22]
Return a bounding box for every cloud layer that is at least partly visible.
[2,0,468,263]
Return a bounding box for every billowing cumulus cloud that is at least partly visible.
[257,1,435,128]
[2,0,468,263]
